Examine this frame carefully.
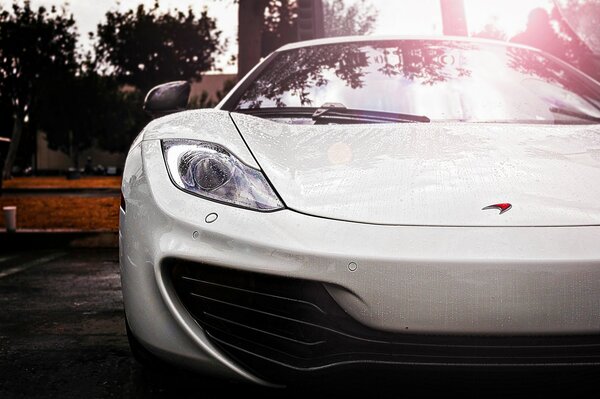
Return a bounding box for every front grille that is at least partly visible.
[167,260,600,381]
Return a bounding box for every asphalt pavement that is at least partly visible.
[1,249,600,398]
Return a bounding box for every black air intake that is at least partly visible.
[167,259,600,382]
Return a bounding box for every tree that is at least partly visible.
[552,0,600,80]
[237,0,379,79]
[323,0,378,37]
[0,1,78,179]
[555,0,600,54]
[39,69,146,168]
[508,5,598,81]
[473,19,507,41]
[95,1,224,94]
[93,1,225,154]
[262,0,298,55]
[238,0,270,79]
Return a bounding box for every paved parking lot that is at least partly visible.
[1,249,599,398]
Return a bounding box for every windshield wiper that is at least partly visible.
[311,106,430,124]
[549,107,600,123]
[235,106,430,124]
[235,107,315,119]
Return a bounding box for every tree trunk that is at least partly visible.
[2,111,23,180]
[238,0,269,80]
[440,0,468,36]
[68,130,80,170]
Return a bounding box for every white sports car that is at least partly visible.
[120,36,600,385]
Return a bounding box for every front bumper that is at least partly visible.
[120,140,600,384]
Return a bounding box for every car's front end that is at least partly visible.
[120,36,600,385]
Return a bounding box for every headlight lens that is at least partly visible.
[162,139,284,211]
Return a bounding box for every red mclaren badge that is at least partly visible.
[482,203,512,215]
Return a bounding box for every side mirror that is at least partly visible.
[143,81,191,118]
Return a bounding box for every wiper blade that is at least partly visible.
[312,106,430,124]
[234,107,315,119]
[549,107,600,123]
[234,106,430,124]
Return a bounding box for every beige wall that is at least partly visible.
[36,131,126,171]
[190,73,237,103]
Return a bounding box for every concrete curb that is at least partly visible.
[0,229,118,249]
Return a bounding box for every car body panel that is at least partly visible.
[122,140,600,335]
[121,36,600,383]
[120,142,272,385]
[231,112,600,226]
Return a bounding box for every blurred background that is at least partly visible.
[0,0,598,232]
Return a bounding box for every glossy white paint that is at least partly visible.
[126,137,600,335]
[120,36,600,384]
[120,142,271,385]
[232,112,600,226]
[121,134,600,382]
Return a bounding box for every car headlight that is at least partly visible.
[162,139,284,211]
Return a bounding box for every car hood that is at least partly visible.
[231,112,600,226]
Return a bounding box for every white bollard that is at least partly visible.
[3,206,16,233]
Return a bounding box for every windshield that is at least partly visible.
[230,40,600,124]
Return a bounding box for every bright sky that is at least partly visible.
[0,0,554,73]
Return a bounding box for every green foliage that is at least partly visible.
[0,1,79,176]
[95,89,148,155]
[261,0,379,56]
[262,0,298,55]
[95,1,224,93]
[39,71,147,166]
[86,1,227,154]
[0,2,78,115]
[558,0,600,54]
[0,0,231,170]
[0,94,12,135]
